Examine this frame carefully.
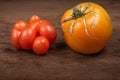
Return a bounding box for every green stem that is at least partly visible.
[62,17,74,23]
[62,3,99,39]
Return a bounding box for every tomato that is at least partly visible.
[29,15,41,36]
[29,15,40,24]
[32,36,49,55]
[10,20,28,49]
[61,2,113,54]
[19,27,36,50]
[10,15,56,56]
[39,20,57,45]
[30,22,41,36]
[10,29,22,49]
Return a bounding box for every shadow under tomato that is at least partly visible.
[75,48,105,57]
[50,41,68,50]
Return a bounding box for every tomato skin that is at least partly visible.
[13,20,29,31]
[29,15,40,24]
[10,29,22,49]
[10,15,56,56]
[19,27,36,50]
[10,20,28,49]
[32,36,49,55]
[30,22,41,36]
[39,20,57,45]
[61,2,113,54]
[29,15,41,36]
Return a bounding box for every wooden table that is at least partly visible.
[0,0,120,80]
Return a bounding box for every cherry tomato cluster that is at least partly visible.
[10,15,57,55]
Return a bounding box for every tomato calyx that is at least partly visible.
[72,9,83,19]
[72,3,91,19]
[62,3,99,40]
[62,3,92,23]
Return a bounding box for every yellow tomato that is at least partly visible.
[61,2,113,54]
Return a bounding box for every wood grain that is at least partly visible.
[0,0,120,80]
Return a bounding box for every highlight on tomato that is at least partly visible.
[29,15,40,24]
[61,2,113,54]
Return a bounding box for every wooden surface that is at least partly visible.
[0,0,120,80]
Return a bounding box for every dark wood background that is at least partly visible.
[0,0,120,80]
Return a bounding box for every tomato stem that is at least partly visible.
[62,17,74,23]
[72,9,83,19]
[62,3,91,24]
[62,3,99,39]
[82,3,91,14]
[69,20,75,36]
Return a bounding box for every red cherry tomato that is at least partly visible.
[29,15,40,24]
[19,27,36,50]
[32,36,49,55]
[10,16,56,56]
[39,20,57,45]
[13,20,29,31]
[10,20,28,49]
[30,22,41,36]
[10,29,22,49]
